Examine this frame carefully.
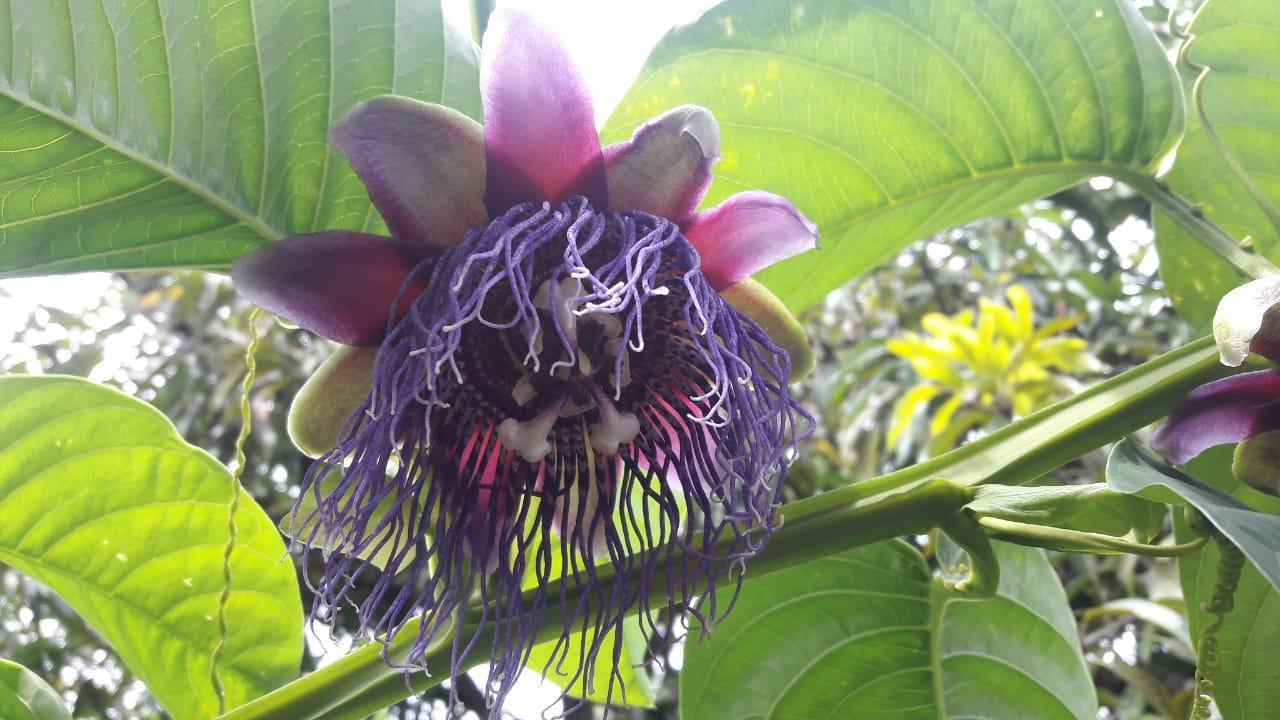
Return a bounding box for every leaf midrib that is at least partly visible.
[0,82,282,244]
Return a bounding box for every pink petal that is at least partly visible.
[683,191,819,290]
[232,232,435,346]
[480,8,607,214]
[1152,369,1280,465]
[604,105,720,221]
[332,96,487,247]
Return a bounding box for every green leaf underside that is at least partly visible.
[1174,446,1280,720]
[1107,439,1280,591]
[967,483,1166,542]
[679,540,1095,720]
[0,0,480,279]
[1154,0,1280,329]
[0,376,303,718]
[603,0,1183,311]
[0,659,71,720]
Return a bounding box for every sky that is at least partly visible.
[454,0,721,125]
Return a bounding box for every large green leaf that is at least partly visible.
[0,0,480,278]
[0,376,303,718]
[603,0,1184,310]
[0,659,70,720]
[1174,447,1280,720]
[1107,439,1280,591]
[1154,0,1280,328]
[679,539,1095,720]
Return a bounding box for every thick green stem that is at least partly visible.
[470,0,493,45]
[1117,170,1280,281]
[938,514,1000,597]
[219,336,1239,720]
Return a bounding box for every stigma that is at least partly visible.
[498,274,641,462]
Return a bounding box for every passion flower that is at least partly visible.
[233,8,816,713]
[1155,277,1280,465]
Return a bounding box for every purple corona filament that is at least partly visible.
[292,197,809,713]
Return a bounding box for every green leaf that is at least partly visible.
[1174,446,1280,720]
[604,0,1184,310]
[967,482,1166,543]
[1153,0,1280,329]
[0,0,480,278]
[0,376,303,718]
[0,659,70,720]
[1107,439,1280,591]
[679,539,1096,719]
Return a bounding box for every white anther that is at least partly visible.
[498,414,558,463]
[589,407,641,456]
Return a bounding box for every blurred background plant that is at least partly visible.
[0,0,1212,714]
[0,175,1200,719]
[883,283,1102,457]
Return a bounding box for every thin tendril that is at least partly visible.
[211,307,262,713]
[1189,530,1246,720]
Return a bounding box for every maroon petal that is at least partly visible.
[684,191,819,290]
[480,7,607,213]
[232,232,435,346]
[332,96,487,248]
[1152,369,1280,465]
[604,105,719,222]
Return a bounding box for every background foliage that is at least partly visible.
[0,165,1199,720]
[1,0,1277,718]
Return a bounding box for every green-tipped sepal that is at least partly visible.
[719,277,814,381]
[288,345,377,458]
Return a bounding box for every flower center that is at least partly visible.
[406,197,713,467]
[498,275,639,462]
